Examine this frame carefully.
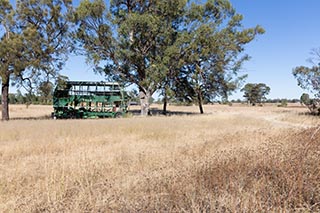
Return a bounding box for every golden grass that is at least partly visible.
[1,104,320,212]
[0,104,52,120]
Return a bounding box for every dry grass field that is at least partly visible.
[1,104,320,212]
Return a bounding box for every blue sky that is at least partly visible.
[228,0,320,99]
[62,0,320,100]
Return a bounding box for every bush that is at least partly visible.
[300,93,320,115]
[277,99,288,107]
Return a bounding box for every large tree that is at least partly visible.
[173,1,264,113]
[74,0,264,115]
[293,48,320,97]
[293,48,320,114]
[152,0,187,115]
[74,0,187,115]
[241,83,270,106]
[0,0,73,120]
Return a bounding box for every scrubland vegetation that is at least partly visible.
[1,104,320,212]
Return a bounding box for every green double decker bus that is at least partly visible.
[52,81,129,119]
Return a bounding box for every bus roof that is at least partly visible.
[65,81,121,86]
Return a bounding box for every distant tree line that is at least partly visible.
[0,80,54,105]
[0,91,52,105]
[229,98,300,104]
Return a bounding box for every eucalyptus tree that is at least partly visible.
[293,48,320,97]
[241,83,270,106]
[151,0,187,115]
[0,0,73,120]
[75,0,187,115]
[299,93,318,114]
[174,0,264,113]
[75,0,264,115]
[293,48,320,114]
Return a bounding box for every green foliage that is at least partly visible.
[266,98,299,104]
[277,99,288,107]
[127,89,140,104]
[293,66,320,95]
[293,48,320,115]
[74,0,264,115]
[241,83,270,106]
[300,93,311,105]
[0,91,52,105]
[74,0,189,115]
[55,75,69,90]
[174,0,264,106]
[0,0,73,120]
[300,93,320,114]
[37,81,54,104]
[293,48,320,98]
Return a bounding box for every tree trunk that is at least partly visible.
[162,90,167,115]
[163,99,167,115]
[197,90,204,114]
[139,90,150,116]
[1,76,10,121]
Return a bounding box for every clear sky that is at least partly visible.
[62,0,320,100]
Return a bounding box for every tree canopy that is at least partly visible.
[0,0,265,119]
[171,1,264,113]
[0,0,73,120]
[74,0,264,115]
[241,83,270,106]
[293,48,320,97]
[293,48,320,114]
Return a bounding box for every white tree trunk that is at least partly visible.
[139,90,150,116]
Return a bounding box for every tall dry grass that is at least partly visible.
[0,104,320,212]
[0,104,52,120]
